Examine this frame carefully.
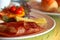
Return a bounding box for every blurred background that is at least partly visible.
[12,0,20,2]
[11,0,20,3]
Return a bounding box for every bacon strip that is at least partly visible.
[0,21,44,37]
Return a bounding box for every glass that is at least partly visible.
[0,0,11,10]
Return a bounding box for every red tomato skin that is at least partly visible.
[18,7,24,11]
[15,7,24,14]
[10,6,16,12]
[15,9,22,14]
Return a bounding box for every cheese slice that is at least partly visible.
[16,17,47,25]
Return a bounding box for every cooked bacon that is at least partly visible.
[16,27,26,35]
[0,21,44,37]
[0,25,7,32]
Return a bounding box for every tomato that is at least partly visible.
[15,7,24,14]
[10,6,16,12]
[18,7,24,11]
[15,9,22,14]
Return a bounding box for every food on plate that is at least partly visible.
[16,17,47,25]
[0,5,47,37]
[0,6,25,22]
[0,21,44,37]
[40,0,58,11]
[9,6,16,12]
[29,0,60,13]
[1,6,25,18]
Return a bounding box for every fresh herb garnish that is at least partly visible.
[2,16,16,22]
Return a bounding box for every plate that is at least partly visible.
[28,0,60,15]
[31,9,60,15]
[0,11,56,39]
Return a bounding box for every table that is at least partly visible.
[22,16,60,40]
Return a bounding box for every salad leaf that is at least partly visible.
[2,16,9,22]
[2,16,16,22]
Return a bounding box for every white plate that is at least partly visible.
[0,11,56,39]
[31,9,60,15]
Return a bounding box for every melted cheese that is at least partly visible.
[16,17,47,25]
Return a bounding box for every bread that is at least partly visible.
[56,0,60,6]
[41,0,58,11]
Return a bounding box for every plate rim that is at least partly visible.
[31,9,60,15]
